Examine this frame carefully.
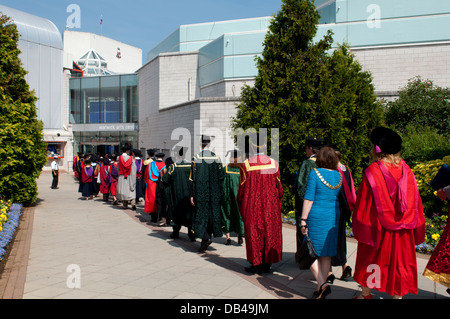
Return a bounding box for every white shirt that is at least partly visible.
[51,160,59,170]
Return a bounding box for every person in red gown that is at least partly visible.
[99,157,110,201]
[144,152,166,223]
[237,137,284,274]
[109,154,119,205]
[352,127,425,299]
[423,185,450,295]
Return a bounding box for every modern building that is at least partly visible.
[69,73,138,155]
[64,31,142,157]
[63,30,142,76]
[0,5,72,171]
[138,0,450,161]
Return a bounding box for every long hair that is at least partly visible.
[370,146,402,167]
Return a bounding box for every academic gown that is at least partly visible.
[116,153,137,201]
[352,160,425,296]
[237,154,284,266]
[100,164,110,194]
[135,157,144,200]
[221,164,245,237]
[332,164,357,266]
[109,163,119,196]
[144,160,166,213]
[163,160,194,229]
[293,157,317,253]
[81,166,94,197]
[189,149,224,239]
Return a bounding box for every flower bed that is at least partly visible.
[0,200,23,262]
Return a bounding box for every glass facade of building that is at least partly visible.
[70,74,137,124]
[70,74,138,155]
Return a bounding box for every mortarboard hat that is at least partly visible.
[370,127,402,155]
[201,135,211,144]
[305,137,325,149]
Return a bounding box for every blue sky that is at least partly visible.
[1,0,281,61]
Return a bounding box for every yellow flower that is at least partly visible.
[432,233,440,241]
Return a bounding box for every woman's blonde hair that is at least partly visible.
[370,146,402,166]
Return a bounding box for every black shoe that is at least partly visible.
[170,232,179,239]
[340,266,352,280]
[225,238,232,245]
[198,240,212,253]
[132,205,136,211]
[238,236,243,245]
[327,273,335,284]
[261,263,272,273]
[244,264,262,275]
[312,284,331,299]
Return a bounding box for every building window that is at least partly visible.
[46,142,65,158]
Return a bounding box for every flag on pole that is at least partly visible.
[100,15,103,25]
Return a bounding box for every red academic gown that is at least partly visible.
[144,160,166,213]
[99,164,110,194]
[73,156,79,178]
[352,160,425,296]
[109,163,119,196]
[237,154,284,266]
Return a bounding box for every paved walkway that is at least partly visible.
[3,172,449,299]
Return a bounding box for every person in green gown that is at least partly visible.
[163,147,195,241]
[221,150,245,246]
[293,137,324,259]
[189,135,224,253]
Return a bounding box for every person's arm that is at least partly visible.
[300,200,313,235]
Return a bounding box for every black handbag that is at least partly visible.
[296,234,318,270]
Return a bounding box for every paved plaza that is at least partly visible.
[1,172,448,300]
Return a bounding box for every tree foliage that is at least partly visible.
[231,0,384,212]
[0,13,47,205]
[384,77,450,137]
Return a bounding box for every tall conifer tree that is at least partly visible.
[0,13,47,205]
[232,0,383,211]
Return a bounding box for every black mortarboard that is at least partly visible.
[201,135,211,144]
[305,137,325,149]
[147,148,156,156]
[133,149,142,157]
[122,145,131,152]
[370,127,402,155]
[328,143,339,152]
[155,152,165,158]
[225,149,241,158]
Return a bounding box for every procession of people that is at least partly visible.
[70,127,448,299]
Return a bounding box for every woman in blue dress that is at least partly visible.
[300,146,342,299]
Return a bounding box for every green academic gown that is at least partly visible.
[221,164,245,237]
[162,160,193,229]
[293,156,317,252]
[189,149,224,239]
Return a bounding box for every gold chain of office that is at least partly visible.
[313,168,343,190]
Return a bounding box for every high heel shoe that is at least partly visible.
[312,283,331,299]
[326,273,335,284]
[340,266,352,280]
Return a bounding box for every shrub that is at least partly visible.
[412,156,450,218]
[383,77,450,136]
[400,125,450,166]
[0,13,47,205]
